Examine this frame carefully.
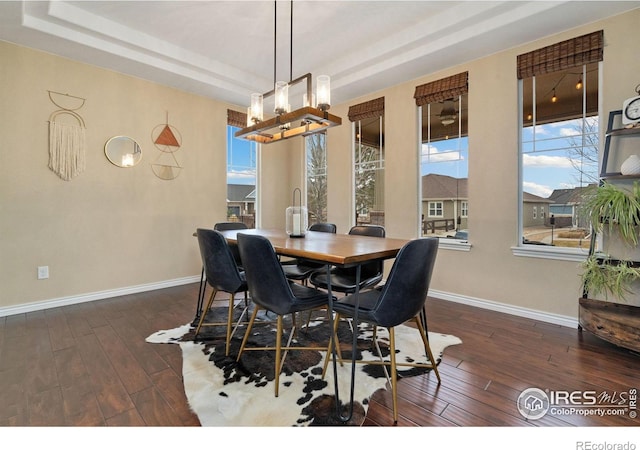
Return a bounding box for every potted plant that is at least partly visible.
[580,181,640,301]
[581,254,640,301]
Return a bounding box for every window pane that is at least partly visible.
[355,116,385,226]
[226,125,257,228]
[420,94,468,239]
[306,133,327,224]
[520,63,598,249]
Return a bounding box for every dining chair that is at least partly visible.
[309,225,385,293]
[195,228,250,356]
[281,222,337,285]
[235,232,331,397]
[322,237,441,424]
[195,222,248,320]
[213,221,248,268]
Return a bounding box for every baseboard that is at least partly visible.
[429,289,579,329]
[1,278,578,329]
[0,275,201,318]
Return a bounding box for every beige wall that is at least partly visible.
[2,8,639,321]
[318,9,639,320]
[0,42,235,310]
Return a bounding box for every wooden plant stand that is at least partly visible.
[579,298,640,353]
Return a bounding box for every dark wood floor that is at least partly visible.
[1,282,639,427]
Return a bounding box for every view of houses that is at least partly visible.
[421,174,592,248]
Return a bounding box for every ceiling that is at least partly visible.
[1,1,638,109]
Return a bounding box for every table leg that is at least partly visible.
[326,264,343,420]
[330,264,361,423]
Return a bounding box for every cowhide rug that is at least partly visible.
[146,306,461,426]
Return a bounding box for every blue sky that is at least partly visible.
[226,126,257,185]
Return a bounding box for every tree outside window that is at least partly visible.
[306,133,327,224]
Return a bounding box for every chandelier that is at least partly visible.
[234,1,342,144]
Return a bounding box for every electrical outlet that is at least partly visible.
[37,266,49,280]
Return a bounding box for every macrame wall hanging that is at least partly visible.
[151,112,182,180]
[47,91,87,181]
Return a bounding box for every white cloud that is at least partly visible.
[559,127,580,137]
[523,180,553,198]
[227,170,256,183]
[523,153,573,168]
[421,144,463,162]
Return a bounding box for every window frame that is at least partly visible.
[416,77,471,252]
[512,65,601,263]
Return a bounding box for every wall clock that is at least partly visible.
[622,84,640,125]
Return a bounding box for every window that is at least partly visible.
[349,97,385,227]
[306,133,328,224]
[226,110,258,228]
[415,72,469,242]
[428,201,443,217]
[517,31,602,255]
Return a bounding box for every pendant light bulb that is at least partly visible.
[317,75,331,111]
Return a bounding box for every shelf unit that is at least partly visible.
[579,109,640,354]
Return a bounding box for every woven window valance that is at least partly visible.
[227,109,247,128]
[517,30,603,80]
[348,97,385,122]
[414,72,468,106]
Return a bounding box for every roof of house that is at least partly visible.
[227,184,256,203]
[421,174,468,200]
[523,192,554,204]
[548,185,595,205]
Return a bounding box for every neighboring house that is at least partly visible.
[421,174,468,234]
[547,185,594,229]
[227,184,255,225]
[522,192,554,228]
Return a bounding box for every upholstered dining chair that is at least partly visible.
[309,225,385,294]
[213,221,248,268]
[194,222,248,321]
[281,222,337,285]
[322,237,441,424]
[195,228,250,356]
[236,232,330,397]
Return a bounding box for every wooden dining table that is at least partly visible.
[217,227,410,422]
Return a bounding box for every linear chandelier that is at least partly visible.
[234,1,342,144]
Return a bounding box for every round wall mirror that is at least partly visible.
[105,136,142,168]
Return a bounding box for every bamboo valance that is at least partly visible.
[348,97,385,122]
[227,109,247,128]
[414,72,468,106]
[517,30,603,79]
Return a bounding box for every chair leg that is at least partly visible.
[389,327,399,424]
[274,315,283,397]
[195,288,218,336]
[225,293,235,356]
[414,316,441,384]
[237,307,260,362]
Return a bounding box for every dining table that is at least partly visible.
[216,227,410,422]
